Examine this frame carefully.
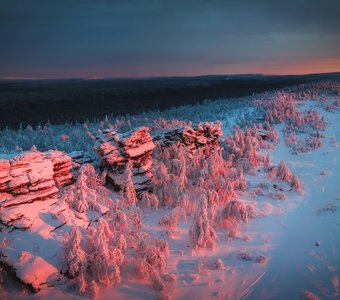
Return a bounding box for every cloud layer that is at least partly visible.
[1,0,339,78]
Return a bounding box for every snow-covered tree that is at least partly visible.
[61,164,110,215]
[91,218,124,287]
[135,239,169,281]
[139,191,159,208]
[276,161,292,182]
[64,227,88,279]
[89,280,99,299]
[189,196,217,249]
[112,232,128,252]
[220,200,249,228]
[206,190,219,223]
[159,207,186,229]
[214,258,225,270]
[263,153,271,172]
[122,162,138,206]
[291,174,302,192]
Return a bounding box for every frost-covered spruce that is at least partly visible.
[135,239,169,280]
[64,227,88,279]
[214,258,225,270]
[263,153,271,172]
[122,162,138,206]
[189,195,217,249]
[220,200,249,227]
[90,218,124,287]
[206,190,219,223]
[61,163,110,215]
[291,174,302,191]
[159,207,187,229]
[276,161,293,182]
[139,191,159,208]
[109,207,128,232]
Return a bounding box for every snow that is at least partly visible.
[247,101,340,299]
[0,82,339,299]
[14,252,59,291]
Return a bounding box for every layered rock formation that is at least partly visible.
[95,123,222,194]
[154,122,223,153]
[0,149,73,210]
[96,127,155,193]
[0,161,105,292]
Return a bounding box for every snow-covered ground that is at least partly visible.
[247,101,340,300]
[0,82,339,300]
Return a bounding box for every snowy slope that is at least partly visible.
[0,82,339,300]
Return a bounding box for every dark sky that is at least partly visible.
[0,0,339,79]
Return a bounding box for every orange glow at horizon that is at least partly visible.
[1,57,339,80]
[228,58,340,76]
[180,57,340,77]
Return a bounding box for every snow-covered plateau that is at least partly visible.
[0,82,339,300]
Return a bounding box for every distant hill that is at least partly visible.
[1,72,339,129]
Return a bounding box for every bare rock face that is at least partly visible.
[154,122,223,153]
[0,149,73,210]
[96,127,156,193]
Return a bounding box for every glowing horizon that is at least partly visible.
[1,56,340,80]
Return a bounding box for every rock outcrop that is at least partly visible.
[153,122,223,153]
[96,127,155,193]
[0,162,107,292]
[0,149,73,209]
[96,123,222,193]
